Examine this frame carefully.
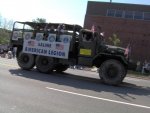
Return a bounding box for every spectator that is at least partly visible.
[12,47,17,58]
[7,50,13,59]
[136,61,141,72]
[142,60,149,74]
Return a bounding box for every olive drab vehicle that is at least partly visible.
[10,21,130,85]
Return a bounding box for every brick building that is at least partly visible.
[84,1,150,62]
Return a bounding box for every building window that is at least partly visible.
[134,11,143,20]
[106,9,150,21]
[107,9,115,17]
[144,12,150,20]
[125,11,134,19]
[115,10,123,18]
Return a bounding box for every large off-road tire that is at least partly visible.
[55,64,69,73]
[99,59,126,85]
[35,56,54,73]
[17,52,35,70]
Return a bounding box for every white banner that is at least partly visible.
[23,32,71,59]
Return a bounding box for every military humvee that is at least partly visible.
[10,21,129,85]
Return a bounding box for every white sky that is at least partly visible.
[0,0,150,26]
[0,0,88,26]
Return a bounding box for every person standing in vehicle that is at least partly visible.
[94,25,106,53]
[43,24,49,41]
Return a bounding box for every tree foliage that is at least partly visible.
[0,28,10,44]
[0,17,47,45]
[0,16,13,44]
[109,34,121,46]
[32,18,46,23]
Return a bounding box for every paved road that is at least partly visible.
[0,58,150,113]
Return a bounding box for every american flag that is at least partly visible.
[91,25,95,33]
[56,44,64,50]
[124,44,131,58]
[28,40,35,46]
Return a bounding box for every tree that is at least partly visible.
[109,34,121,46]
[32,18,46,23]
[0,28,11,44]
[0,16,13,44]
[1,18,14,30]
[0,14,2,27]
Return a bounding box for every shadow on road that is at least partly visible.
[9,68,150,100]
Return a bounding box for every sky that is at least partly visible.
[0,0,150,26]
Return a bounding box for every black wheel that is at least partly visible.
[99,59,126,85]
[55,64,69,72]
[17,51,35,70]
[35,56,54,73]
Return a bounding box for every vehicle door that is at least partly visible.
[78,30,96,66]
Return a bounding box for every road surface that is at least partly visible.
[0,58,150,113]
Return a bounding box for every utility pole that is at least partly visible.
[110,0,112,3]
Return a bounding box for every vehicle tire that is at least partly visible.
[17,51,35,70]
[55,64,69,72]
[99,59,126,85]
[35,56,54,73]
